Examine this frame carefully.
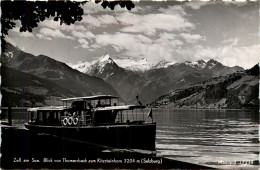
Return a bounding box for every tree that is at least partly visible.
[1,0,135,51]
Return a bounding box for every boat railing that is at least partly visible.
[61,115,90,126]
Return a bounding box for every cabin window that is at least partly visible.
[95,99,113,108]
[42,111,48,123]
[57,112,61,121]
[54,112,60,121]
[30,111,33,121]
[45,111,55,124]
[30,111,37,121]
[46,112,50,120]
[38,112,43,122]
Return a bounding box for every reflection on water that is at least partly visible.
[154,109,259,169]
[2,108,259,169]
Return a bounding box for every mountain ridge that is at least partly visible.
[151,64,259,109]
[1,43,118,106]
[75,54,244,74]
[74,54,245,104]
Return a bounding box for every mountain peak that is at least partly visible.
[86,53,119,76]
[98,53,114,64]
[184,60,207,69]
[207,59,218,64]
[152,60,176,69]
[197,60,206,64]
[95,53,117,68]
[206,59,221,69]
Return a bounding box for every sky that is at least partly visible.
[6,0,259,69]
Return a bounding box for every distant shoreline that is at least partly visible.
[0,107,28,110]
[0,107,258,111]
[149,107,259,111]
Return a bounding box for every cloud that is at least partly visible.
[38,28,75,40]
[114,58,148,68]
[39,19,85,32]
[81,14,118,28]
[117,12,194,34]
[177,43,259,69]
[4,36,18,47]
[78,5,194,35]
[158,5,187,16]
[184,1,208,10]
[221,0,249,6]
[94,32,184,64]
[218,44,259,69]
[82,2,109,14]
[156,32,183,48]
[71,31,95,39]
[222,37,238,45]
[36,33,52,40]
[78,38,89,48]
[180,33,204,43]
[95,32,152,52]
[11,27,35,38]
[190,46,218,60]
[19,32,35,38]
[7,1,257,71]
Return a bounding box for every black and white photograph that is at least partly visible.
[1,0,259,169]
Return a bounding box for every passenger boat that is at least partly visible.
[24,95,156,150]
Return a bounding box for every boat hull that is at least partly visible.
[24,123,156,150]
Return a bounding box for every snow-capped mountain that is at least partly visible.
[86,53,120,78]
[74,54,244,83]
[72,62,92,73]
[73,53,245,104]
[185,60,207,69]
[75,54,152,74]
[151,60,176,69]
[78,54,140,103]
[124,58,152,72]
[73,54,117,75]
[151,59,217,70]
[205,59,218,69]
[91,53,116,71]
[184,59,226,70]
[184,59,243,76]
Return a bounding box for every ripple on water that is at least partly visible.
[6,109,260,169]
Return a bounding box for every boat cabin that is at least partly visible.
[28,106,64,125]
[27,95,146,127]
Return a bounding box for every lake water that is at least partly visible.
[153,109,259,169]
[2,108,259,169]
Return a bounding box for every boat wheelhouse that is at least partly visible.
[25,95,156,150]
